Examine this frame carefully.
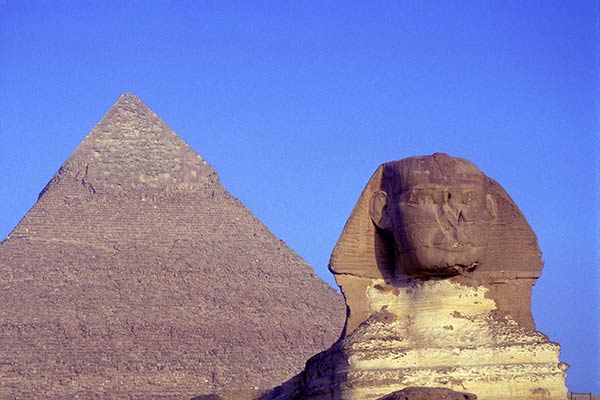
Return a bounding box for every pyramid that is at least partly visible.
[0,94,345,399]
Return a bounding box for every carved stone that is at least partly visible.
[330,153,543,334]
[257,154,568,400]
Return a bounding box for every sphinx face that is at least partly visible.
[390,167,494,277]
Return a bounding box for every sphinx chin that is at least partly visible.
[405,263,478,278]
[401,247,483,277]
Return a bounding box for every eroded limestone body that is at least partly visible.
[260,154,567,400]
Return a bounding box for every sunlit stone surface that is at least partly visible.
[257,154,567,400]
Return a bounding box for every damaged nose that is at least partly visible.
[439,192,461,227]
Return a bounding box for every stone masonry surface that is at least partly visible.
[0,94,345,399]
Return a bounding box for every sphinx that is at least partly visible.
[332,152,544,334]
[258,153,568,400]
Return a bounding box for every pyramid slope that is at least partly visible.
[0,94,345,399]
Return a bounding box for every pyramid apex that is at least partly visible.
[116,92,142,103]
[41,95,218,196]
[110,92,149,111]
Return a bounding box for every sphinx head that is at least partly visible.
[369,153,497,277]
[330,153,542,333]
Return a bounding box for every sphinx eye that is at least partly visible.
[462,192,480,206]
[407,190,421,204]
[407,190,434,205]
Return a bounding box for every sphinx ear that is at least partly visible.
[486,194,498,219]
[370,191,393,231]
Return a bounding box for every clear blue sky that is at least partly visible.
[1,0,598,393]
